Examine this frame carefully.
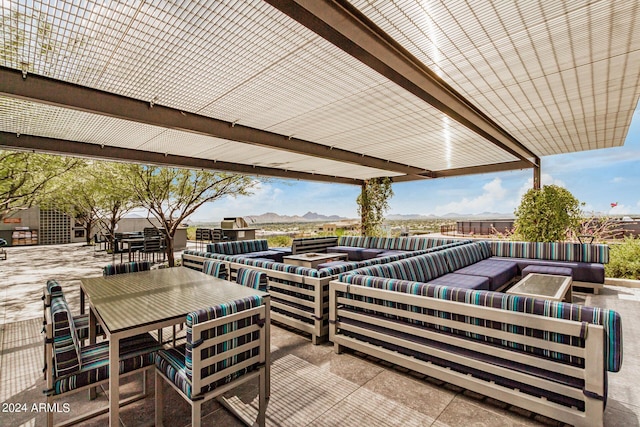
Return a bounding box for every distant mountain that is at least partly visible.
[386,214,437,220]
[242,211,514,224]
[301,211,343,221]
[440,212,513,219]
[245,212,348,224]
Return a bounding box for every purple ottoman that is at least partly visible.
[522,265,573,278]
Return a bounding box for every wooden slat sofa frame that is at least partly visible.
[291,236,339,254]
[328,277,622,426]
[182,237,470,344]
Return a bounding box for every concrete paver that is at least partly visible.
[1,242,639,426]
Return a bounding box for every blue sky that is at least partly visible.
[191,105,640,222]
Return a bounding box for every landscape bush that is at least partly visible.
[267,235,292,248]
[186,225,196,241]
[605,236,640,280]
[514,185,583,242]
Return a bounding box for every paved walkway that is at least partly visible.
[1,243,639,426]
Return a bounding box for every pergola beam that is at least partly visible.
[266,0,539,168]
[391,159,534,182]
[0,132,364,185]
[0,67,429,178]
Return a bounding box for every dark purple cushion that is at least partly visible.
[492,257,604,284]
[327,246,365,261]
[361,248,385,260]
[427,273,490,290]
[454,259,518,291]
[522,265,573,277]
[241,250,284,263]
[327,246,384,261]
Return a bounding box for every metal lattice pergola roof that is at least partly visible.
[1,0,638,186]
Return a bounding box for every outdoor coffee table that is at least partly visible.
[81,267,270,427]
[506,273,573,302]
[283,252,348,268]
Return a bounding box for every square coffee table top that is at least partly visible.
[506,273,572,301]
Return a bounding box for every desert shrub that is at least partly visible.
[267,235,292,248]
[605,236,640,280]
[514,185,583,242]
[186,226,196,241]
[572,214,624,242]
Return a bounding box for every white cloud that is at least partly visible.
[610,177,625,183]
[433,178,509,215]
[429,173,573,216]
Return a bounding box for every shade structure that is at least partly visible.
[1,0,638,185]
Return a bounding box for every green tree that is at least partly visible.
[513,185,583,242]
[92,163,139,246]
[126,166,257,266]
[0,150,79,221]
[357,177,393,237]
[47,161,138,245]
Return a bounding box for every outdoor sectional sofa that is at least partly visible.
[328,239,617,425]
[485,240,608,293]
[342,240,609,292]
[344,241,518,291]
[183,238,609,347]
[329,273,621,426]
[182,237,469,343]
[326,235,460,261]
[204,239,286,263]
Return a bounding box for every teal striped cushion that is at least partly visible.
[341,274,622,373]
[47,279,64,299]
[441,243,487,271]
[103,261,151,276]
[337,236,469,251]
[50,298,81,377]
[337,236,365,247]
[207,240,269,255]
[155,346,192,398]
[203,260,227,280]
[486,241,609,263]
[236,268,267,291]
[52,333,159,394]
[156,296,264,399]
[347,252,451,282]
[44,281,100,340]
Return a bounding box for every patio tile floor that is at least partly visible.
[1,242,639,426]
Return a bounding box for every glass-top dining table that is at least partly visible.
[80,267,270,427]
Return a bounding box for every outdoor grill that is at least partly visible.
[220,217,250,229]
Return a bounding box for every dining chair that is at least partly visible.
[155,295,268,427]
[202,259,228,280]
[235,267,267,291]
[42,279,101,380]
[102,260,151,276]
[141,237,163,263]
[43,296,160,427]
